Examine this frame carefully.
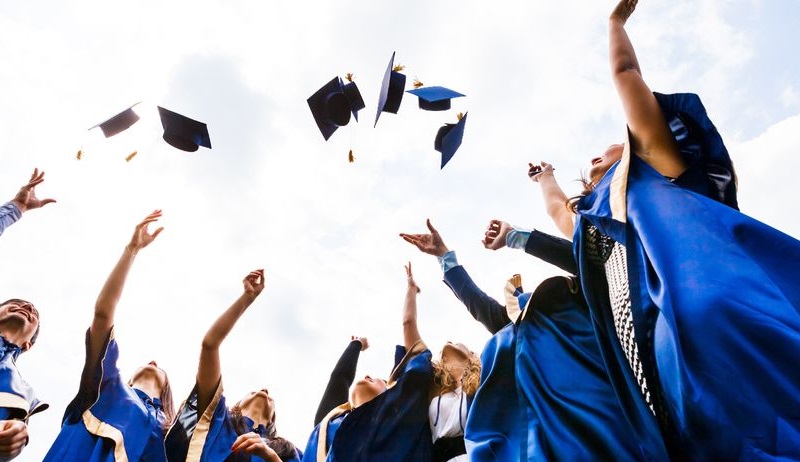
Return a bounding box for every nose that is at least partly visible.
[261,388,269,395]
[149,361,158,367]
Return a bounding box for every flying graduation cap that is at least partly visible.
[434,112,468,169]
[374,52,407,127]
[89,102,142,138]
[308,75,365,141]
[406,86,465,111]
[157,106,211,152]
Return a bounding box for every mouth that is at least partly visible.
[9,307,34,322]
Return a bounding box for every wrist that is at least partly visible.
[10,200,26,213]
[124,244,139,256]
[435,245,449,257]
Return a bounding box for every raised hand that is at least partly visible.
[0,420,28,461]
[399,219,449,257]
[128,210,164,252]
[610,0,638,25]
[482,219,512,250]
[230,432,280,462]
[351,335,370,351]
[12,168,56,213]
[405,262,421,294]
[243,269,266,300]
[528,161,554,183]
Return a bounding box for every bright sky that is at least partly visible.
[2,0,799,459]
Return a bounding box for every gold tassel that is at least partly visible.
[510,274,522,290]
[125,151,138,162]
[392,64,405,72]
[456,112,464,121]
[76,149,83,160]
[412,78,424,88]
[348,150,354,163]
[345,72,354,82]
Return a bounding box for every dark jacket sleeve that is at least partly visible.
[524,229,577,275]
[443,265,511,335]
[314,340,362,425]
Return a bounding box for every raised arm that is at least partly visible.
[314,337,368,425]
[403,263,423,351]
[609,0,685,177]
[528,162,574,238]
[87,210,163,373]
[1,169,56,237]
[196,269,265,417]
[483,219,577,275]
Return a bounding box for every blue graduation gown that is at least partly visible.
[575,92,800,460]
[43,328,168,462]
[453,267,665,461]
[0,335,47,421]
[309,343,433,462]
[165,380,302,462]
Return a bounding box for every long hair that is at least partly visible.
[431,351,481,399]
[567,172,595,214]
[127,371,175,432]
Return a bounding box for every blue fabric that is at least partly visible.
[326,346,434,462]
[0,202,21,237]
[165,387,302,462]
[505,227,531,250]
[301,413,346,462]
[0,335,45,420]
[463,271,664,461]
[43,329,167,462]
[437,250,460,273]
[575,92,800,460]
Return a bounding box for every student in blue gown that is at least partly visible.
[164,269,302,462]
[44,210,175,462]
[546,0,800,458]
[402,219,667,461]
[0,169,54,460]
[302,264,437,462]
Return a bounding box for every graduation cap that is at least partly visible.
[157,106,211,152]
[434,112,467,168]
[374,52,407,127]
[406,86,465,111]
[308,76,364,141]
[90,103,141,137]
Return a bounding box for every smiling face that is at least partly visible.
[350,375,388,407]
[237,388,275,425]
[588,143,625,184]
[0,299,40,351]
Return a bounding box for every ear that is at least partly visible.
[20,340,33,352]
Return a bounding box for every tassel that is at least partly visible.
[345,72,354,82]
[76,149,83,160]
[412,78,424,88]
[392,64,405,72]
[125,151,138,162]
[510,274,522,290]
[456,112,464,121]
[348,150,354,163]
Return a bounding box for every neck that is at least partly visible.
[131,376,161,400]
[241,405,271,428]
[0,321,25,348]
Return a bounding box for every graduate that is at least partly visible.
[0,169,54,460]
[302,264,436,462]
[164,269,302,462]
[403,219,666,461]
[553,0,800,458]
[44,210,175,462]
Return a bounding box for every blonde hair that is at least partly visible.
[431,350,481,399]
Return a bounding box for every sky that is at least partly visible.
[1,0,799,459]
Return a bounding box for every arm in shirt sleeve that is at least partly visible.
[440,251,511,334]
[0,202,22,237]
[314,340,363,426]
[509,227,577,275]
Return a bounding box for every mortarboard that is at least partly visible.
[157,106,211,152]
[341,74,366,122]
[406,86,465,111]
[90,103,141,138]
[374,52,407,127]
[434,112,468,168]
[308,77,352,141]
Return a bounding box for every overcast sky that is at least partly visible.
[2,0,799,459]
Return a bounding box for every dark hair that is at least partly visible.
[567,173,595,214]
[267,436,300,462]
[160,374,176,429]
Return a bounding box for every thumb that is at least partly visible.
[151,227,165,239]
[426,218,437,234]
[41,198,57,206]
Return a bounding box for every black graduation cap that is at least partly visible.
[406,86,465,111]
[374,52,407,127]
[308,76,365,140]
[157,106,211,152]
[90,103,141,138]
[435,112,468,169]
[342,74,366,122]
